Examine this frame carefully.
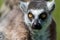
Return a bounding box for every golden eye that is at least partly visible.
[28,12,34,19]
[39,12,47,20]
[28,12,33,18]
[41,14,46,18]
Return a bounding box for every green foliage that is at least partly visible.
[53,0,60,40]
[0,0,3,7]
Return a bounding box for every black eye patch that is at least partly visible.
[39,12,47,20]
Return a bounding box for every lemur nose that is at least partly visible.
[32,21,42,30]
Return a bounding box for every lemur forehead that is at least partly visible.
[28,9,44,16]
[28,1,47,9]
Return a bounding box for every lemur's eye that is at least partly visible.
[39,12,47,20]
[28,12,34,20]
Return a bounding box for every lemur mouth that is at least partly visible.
[32,23,42,30]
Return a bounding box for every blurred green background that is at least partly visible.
[0,0,3,7]
[0,0,60,40]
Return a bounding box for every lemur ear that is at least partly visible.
[46,0,55,12]
[20,1,30,13]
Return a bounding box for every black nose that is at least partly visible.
[32,23,42,30]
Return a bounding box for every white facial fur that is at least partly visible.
[24,9,44,26]
[29,9,44,19]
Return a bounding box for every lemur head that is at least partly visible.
[20,0,55,30]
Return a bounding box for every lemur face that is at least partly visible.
[20,0,55,30]
[24,9,52,30]
[26,9,49,30]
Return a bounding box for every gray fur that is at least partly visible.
[28,1,47,9]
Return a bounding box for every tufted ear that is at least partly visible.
[46,0,55,12]
[20,1,30,13]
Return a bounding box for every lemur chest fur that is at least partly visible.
[31,28,50,40]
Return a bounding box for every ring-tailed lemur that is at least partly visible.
[20,0,56,40]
